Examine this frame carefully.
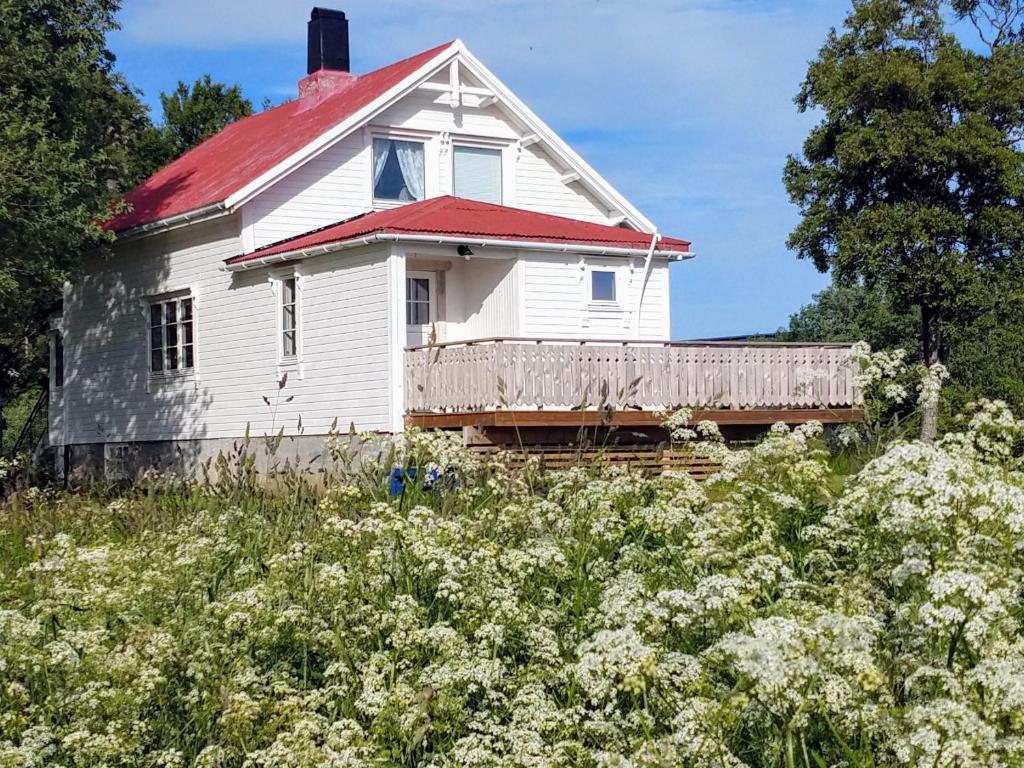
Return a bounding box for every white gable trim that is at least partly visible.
[454,47,655,233]
[225,40,656,232]
[223,42,461,212]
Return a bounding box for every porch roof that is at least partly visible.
[223,196,693,270]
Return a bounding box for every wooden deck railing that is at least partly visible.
[404,338,859,413]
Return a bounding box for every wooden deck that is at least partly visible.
[404,337,861,429]
[406,407,863,429]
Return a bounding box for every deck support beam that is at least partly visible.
[406,408,864,430]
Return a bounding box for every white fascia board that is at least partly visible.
[114,202,230,241]
[223,42,461,211]
[454,45,657,234]
[223,232,694,272]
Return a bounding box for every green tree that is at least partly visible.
[0,0,150,403]
[784,277,1024,415]
[159,74,252,157]
[783,280,920,352]
[784,0,1024,440]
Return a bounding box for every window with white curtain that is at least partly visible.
[373,138,425,201]
[149,294,195,374]
[453,145,502,204]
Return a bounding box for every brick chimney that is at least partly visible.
[299,8,356,98]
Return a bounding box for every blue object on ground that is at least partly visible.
[387,465,460,496]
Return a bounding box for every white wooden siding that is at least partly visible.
[442,256,520,340]
[59,216,393,444]
[374,88,519,141]
[245,132,370,248]
[241,87,614,249]
[520,254,671,341]
[514,143,610,223]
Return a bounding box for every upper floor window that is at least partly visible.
[280,276,299,360]
[453,145,502,204]
[591,270,616,302]
[373,138,424,201]
[150,295,194,374]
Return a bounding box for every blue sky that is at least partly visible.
[110,0,852,340]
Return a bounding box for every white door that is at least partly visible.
[405,271,436,347]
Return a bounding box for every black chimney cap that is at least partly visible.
[307,7,350,74]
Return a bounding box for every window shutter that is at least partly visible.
[453,146,502,204]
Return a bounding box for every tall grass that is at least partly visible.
[2,404,1023,767]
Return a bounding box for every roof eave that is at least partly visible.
[222,232,695,272]
[112,201,231,240]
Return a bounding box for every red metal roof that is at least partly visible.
[107,42,455,232]
[224,196,692,266]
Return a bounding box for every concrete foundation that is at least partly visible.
[56,432,395,482]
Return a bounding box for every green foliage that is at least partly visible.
[157,74,253,160]
[0,386,42,456]
[942,289,1024,411]
[783,280,920,353]
[785,278,1024,413]
[0,0,150,400]
[0,2,252,404]
[784,0,1024,370]
[2,410,1024,766]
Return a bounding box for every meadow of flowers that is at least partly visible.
[2,376,1024,766]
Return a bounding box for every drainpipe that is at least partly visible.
[634,231,660,335]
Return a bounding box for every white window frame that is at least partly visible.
[589,268,619,305]
[405,271,436,328]
[370,132,428,207]
[272,270,303,369]
[451,142,503,204]
[146,290,196,379]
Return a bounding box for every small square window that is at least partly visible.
[591,270,616,302]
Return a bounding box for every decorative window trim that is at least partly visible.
[145,289,196,381]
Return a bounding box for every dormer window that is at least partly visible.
[373,138,424,201]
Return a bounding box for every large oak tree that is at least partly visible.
[784,0,1024,440]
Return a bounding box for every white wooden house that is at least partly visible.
[48,8,857,477]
